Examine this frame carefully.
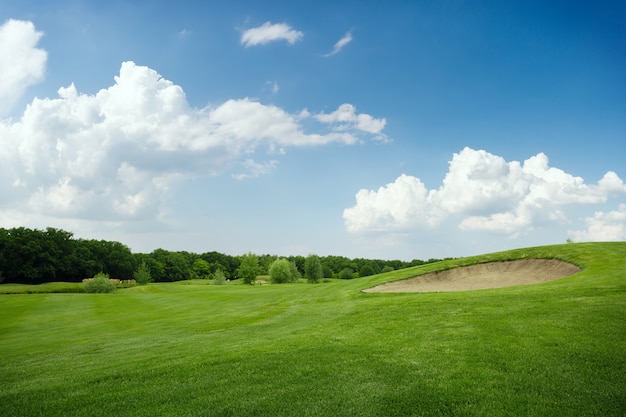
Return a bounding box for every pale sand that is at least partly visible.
[363,259,580,293]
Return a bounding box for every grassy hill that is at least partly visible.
[1,242,624,416]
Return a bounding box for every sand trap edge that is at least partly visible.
[363,259,581,293]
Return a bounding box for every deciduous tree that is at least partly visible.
[305,254,323,283]
[269,258,299,284]
[133,260,152,284]
[191,259,211,279]
[237,252,259,285]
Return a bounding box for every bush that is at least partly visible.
[84,272,116,293]
[213,269,226,285]
[269,259,299,284]
[322,265,333,279]
[359,264,376,277]
[338,268,354,280]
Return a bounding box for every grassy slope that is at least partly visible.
[0,242,624,416]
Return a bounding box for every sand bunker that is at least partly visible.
[364,259,580,293]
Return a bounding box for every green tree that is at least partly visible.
[237,252,259,285]
[133,260,152,285]
[321,264,333,278]
[213,269,226,285]
[269,258,299,284]
[289,261,302,282]
[305,254,323,283]
[150,249,191,281]
[191,259,211,279]
[338,267,354,280]
[359,264,376,277]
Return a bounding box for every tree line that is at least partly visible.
[0,227,444,284]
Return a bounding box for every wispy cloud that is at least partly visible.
[177,28,190,39]
[265,80,279,95]
[241,22,303,47]
[233,159,279,180]
[325,31,352,57]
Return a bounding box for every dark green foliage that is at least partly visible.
[200,251,239,278]
[0,226,444,286]
[84,272,116,293]
[305,254,323,283]
[237,252,259,285]
[322,265,333,278]
[133,260,152,285]
[359,264,376,277]
[0,227,74,283]
[338,267,354,280]
[288,255,306,276]
[150,249,191,281]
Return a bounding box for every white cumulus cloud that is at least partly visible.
[241,22,303,47]
[325,31,352,57]
[344,147,626,237]
[569,204,626,242]
[0,19,47,116]
[315,103,387,139]
[0,58,386,225]
[344,174,436,233]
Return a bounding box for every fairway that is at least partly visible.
[1,243,625,416]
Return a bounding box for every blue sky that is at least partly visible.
[1,0,625,260]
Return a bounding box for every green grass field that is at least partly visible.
[1,243,624,416]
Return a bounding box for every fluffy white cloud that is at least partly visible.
[569,204,626,242]
[0,60,386,224]
[0,19,47,116]
[344,147,626,236]
[325,31,352,57]
[315,103,387,138]
[241,22,303,47]
[344,174,436,233]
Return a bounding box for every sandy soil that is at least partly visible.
[363,259,580,293]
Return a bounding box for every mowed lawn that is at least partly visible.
[0,243,624,416]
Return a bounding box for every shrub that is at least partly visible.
[322,265,333,279]
[359,264,376,277]
[84,272,116,293]
[338,268,354,280]
[213,269,226,285]
[269,259,299,284]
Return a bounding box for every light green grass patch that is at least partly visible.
[0,282,85,294]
